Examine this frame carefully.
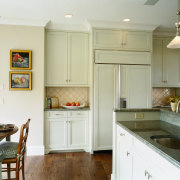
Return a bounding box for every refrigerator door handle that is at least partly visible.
[114,65,121,109]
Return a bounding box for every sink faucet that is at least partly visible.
[176,100,180,113]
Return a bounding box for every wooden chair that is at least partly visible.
[0,119,31,180]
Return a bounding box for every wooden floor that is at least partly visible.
[2,151,112,180]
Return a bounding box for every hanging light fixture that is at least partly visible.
[167,0,180,48]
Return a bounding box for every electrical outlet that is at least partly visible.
[135,113,144,119]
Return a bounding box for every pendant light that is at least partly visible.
[167,0,180,48]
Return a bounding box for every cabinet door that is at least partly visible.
[68,118,87,148]
[93,29,123,49]
[68,33,89,86]
[46,118,67,149]
[126,65,151,108]
[94,64,115,150]
[116,132,133,180]
[164,39,180,87]
[123,31,152,51]
[152,38,163,86]
[46,31,68,86]
[133,154,155,180]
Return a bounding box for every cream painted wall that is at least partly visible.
[0,25,45,155]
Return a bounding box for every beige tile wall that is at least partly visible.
[152,88,176,107]
[46,87,89,106]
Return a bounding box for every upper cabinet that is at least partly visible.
[45,31,89,87]
[152,37,180,87]
[93,29,152,51]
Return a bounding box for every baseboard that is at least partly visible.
[111,173,115,180]
[26,145,45,156]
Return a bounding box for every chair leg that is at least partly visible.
[22,157,25,180]
[7,163,10,179]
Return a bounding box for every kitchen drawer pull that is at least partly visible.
[55,114,64,115]
[126,152,130,156]
[120,133,125,136]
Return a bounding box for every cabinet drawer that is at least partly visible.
[46,111,68,118]
[117,125,133,147]
[67,111,88,118]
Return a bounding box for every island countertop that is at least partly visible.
[117,120,180,169]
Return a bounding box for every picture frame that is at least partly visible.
[51,97,59,108]
[9,71,32,90]
[10,50,32,70]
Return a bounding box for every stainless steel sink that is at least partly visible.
[150,135,180,149]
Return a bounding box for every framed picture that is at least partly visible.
[9,71,32,90]
[10,50,32,70]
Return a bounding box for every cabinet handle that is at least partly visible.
[69,80,70,82]
[148,174,152,179]
[55,114,64,116]
[145,170,147,177]
[126,152,130,156]
[120,133,125,136]
[162,80,167,83]
[66,80,68,82]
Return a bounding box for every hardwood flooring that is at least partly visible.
[2,151,112,180]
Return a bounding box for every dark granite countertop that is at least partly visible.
[114,108,180,116]
[114,108,160,112]
[117,120,180,168]
[44,107,90,111]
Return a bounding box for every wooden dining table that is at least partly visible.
[0,126,18,141]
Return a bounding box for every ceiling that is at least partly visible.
[0,0,178,31]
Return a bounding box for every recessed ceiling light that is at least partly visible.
[123,18,130,22]
[65,14,73,18]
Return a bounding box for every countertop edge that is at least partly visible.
[44,107,90,111]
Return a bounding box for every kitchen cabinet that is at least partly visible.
[115,126,133,180]
[45,31,89,86]
[113,122,180,180]
[94,64,151,150]
[93,29,152,51]
[133,155,155,180]
[45,111,89,153]
[152,37,180,87]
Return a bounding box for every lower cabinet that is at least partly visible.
[45,111,89,153]
[116,126,133,180]
[133,155,155,180]
[114,124,180,180]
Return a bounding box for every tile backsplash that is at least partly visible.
[46,87,89,106]
[152,88,176,107]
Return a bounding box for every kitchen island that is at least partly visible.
[112,109,180,180]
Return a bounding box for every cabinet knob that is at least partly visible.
[126,152,130,156]
[69,80,70,82]
[66,80,68,82]
[120,133,125,136]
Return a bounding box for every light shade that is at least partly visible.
[167,36,180,48]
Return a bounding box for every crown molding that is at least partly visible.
[87,19,158,31]
[0,17,50,27]
[46,23,90,32]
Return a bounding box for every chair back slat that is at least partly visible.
[17,119,30,159]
